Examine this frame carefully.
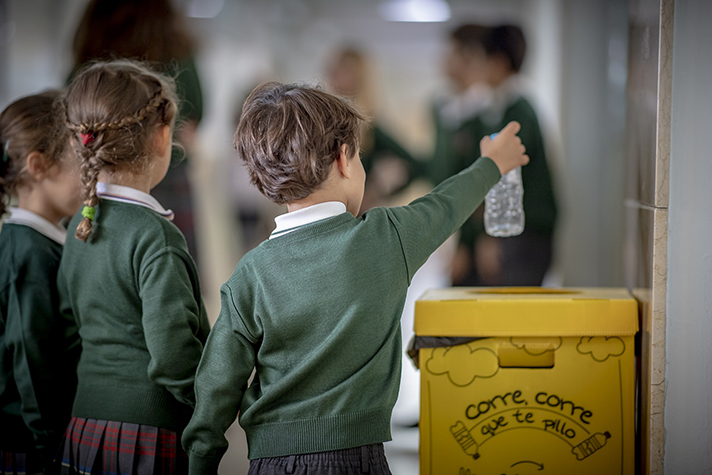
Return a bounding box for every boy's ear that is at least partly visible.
[335,143,352,179]
[25,151,51,181]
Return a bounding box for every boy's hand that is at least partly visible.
[480,121,529,176]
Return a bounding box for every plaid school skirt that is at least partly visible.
[1,450,42,475]
[57,418,187,475]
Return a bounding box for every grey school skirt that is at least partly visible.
[247,444,391,475]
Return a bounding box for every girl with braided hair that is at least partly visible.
[71,0,204,264]
[56,60,210,474]
[0,90,82,475]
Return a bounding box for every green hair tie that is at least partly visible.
[81,206,96,221]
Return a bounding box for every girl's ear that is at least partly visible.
[154,125,171,156]
[25,151,51,181]
[335,143,352,179]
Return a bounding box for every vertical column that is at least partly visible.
[664,0,712,472]
[624,0,673,473]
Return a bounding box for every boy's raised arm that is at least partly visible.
[385,121,528,282]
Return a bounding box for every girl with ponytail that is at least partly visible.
[56,59,210,474]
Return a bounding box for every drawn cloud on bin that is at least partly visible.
[576,336,625,362]
[425,345,498,387]
[510,337,562,355]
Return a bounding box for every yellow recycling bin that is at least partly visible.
[415,288,638,475]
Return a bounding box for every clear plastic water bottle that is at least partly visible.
[484,133,524,237]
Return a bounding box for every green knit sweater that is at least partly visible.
[182,156,501,473]
[0,225,79,469]
[58,200,210,432]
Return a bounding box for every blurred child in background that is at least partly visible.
[429,24,494,285]
[431,24,558,287]
[326,46,423,212]
[478,25,558,286]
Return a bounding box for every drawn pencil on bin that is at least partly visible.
[571,431,611,460]
[451,421,480,459]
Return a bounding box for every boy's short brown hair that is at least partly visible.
[234,82,365,204]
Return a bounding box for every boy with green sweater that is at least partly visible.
[182,83,529,474]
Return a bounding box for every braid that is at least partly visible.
[66,91,166,135]
[66,89,170,242]
[134,91,167,123]
[75,144,101,242]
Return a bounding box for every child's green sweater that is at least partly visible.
[58,199,210,432]
[183,156,501,473]
[0,223,79,468]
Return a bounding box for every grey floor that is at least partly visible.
[385,425,420,474]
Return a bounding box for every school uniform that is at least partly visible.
[429,79,558,286]
[427,85,493,285]
[0,208,80,474]
[55,183,210,475]
[478,78,558,285]
[182,157,502,474]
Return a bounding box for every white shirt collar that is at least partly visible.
[439,83,493,129]
[270,201,347,239]
[96,182,174,220]
[480,75,527,127]
[4,207,67,245]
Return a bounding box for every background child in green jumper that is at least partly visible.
[182,82,528,474]
[0,91,82,474]
[478,25,558,286]
[56,60,210,475]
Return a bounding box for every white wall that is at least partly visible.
[558,0,628,287]
[664,0,712,472]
